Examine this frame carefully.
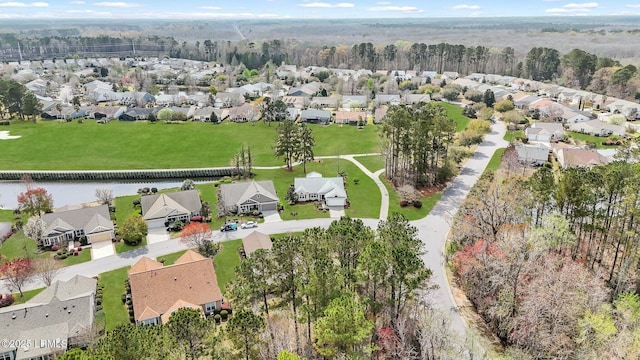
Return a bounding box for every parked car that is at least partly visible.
[241,221,258,229]
[220,223,237,232]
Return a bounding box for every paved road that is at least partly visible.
[413,121,508,337]
[9,123,507,343]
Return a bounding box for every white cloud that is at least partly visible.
[70,0,85,4]
[200,6,222,10]
[452,4,480,10]
[0,2,48,7]
[298,2,354,8]
[93,1,142,7]
[368,5,423,12]
[546,2,598,13]
[376,1,391,4]
[626,4,640,8]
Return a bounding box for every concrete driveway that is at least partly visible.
[90,240,115,259]
[147,227,170,245]
[262,210,282,223]
[328,206,345,218]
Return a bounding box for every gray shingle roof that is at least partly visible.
[140,190,201,220]
[42,205,113,237]
[220,180,278,207]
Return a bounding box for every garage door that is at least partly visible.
[326,197,345,207]
[146,218,166,229]
[88,232,112,244]
[260,202,277,211]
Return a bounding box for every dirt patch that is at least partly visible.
[417,183,446,197]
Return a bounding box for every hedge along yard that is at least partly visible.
[0,120,382,170]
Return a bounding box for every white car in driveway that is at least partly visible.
[241,221,258,229]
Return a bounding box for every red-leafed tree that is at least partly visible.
[1,258,35,297]
[17,188,53,217]
[181,222,218,257]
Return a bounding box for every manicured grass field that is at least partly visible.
[158,250,187,266]
[567,131,619,149]
[0,231,50,263]
[0,209,17,223]
[381,174,442,221]
[98,266,130,332]
[354,154,385,173]
[441,102,471,132]
[0,120,381,170]
[503,130,524,142]
[485,148,507,174]
[115,238,147,254]
[213,239,243,294]
[254,158,380,220]
[61,248,92,266]
[12,287,45,303]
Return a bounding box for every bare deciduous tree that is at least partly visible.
[95,188,114,206]
[34,257,62,286]
[24,216,48,247]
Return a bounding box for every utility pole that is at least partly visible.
[17,42,23,62]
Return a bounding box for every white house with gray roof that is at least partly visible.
[219,180,278,214]
[41,205,114,247]
[141,189,202,229]
[0,275,96,360]
[294,172,347,207]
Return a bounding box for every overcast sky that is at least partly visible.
[0,1,638,19]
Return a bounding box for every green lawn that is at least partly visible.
[503,130,524,142]
[62,248,92,266]
[158,250,187,266]
[12,287,45,304]
[254,158,380,220]
[485,148,507,174]
[441,102,471,132]
[567,131,620,149]
[0,231,49,263]
[0,121,381,170]
[115,238,147,254]
[381,174,442,221]
[354,155,385,173]
[114,194,140,229]
[213,239,243,294]
[0,209,17,223]
[98,266,130,332]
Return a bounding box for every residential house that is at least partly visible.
[282,96,307,109]
[214,92,245,108]
[41,105,86,120]
[185,94,211,107]
[561,108,592,124]
[0,276,97,360]
[525,122,565,143]
[41,205,114,247]
[513,94,540,110]
[301,109,332,125]
[90,105,125,120]
[118,92,155,107]
[242,231,273,256]
[25,78,48,96]
[441,71,459,80]
[228,103,257,122]
[334,111,367,126]
[341,95,367,110]
[606,98,640,120]
[403,94,431,105]
[141,189,202,229]
[286,108,301,121]
[294,172,347,207]
[309,96,339,109]
[219,180,279,214]
[119,108,153,121]
[515,143,550,165]
[568,119,625,137]
[288,82,321,97]
[128,250,223,325]
[556,148,602,168]
[374,94,401,107]
[192,106,218,122]
[155,93,185,106]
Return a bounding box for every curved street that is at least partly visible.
[9,121,507,342]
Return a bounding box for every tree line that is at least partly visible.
[0,78,42,121]
[450,157,640,358]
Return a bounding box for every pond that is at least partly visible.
[0,180,207,210]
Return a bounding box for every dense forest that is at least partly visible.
[450,152,640,359]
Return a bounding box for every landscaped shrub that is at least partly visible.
[121,294,127,304]
[0,294,15,308]
[51,244,59,251]
[353,177,360,185]
[129,315,135,323]
[413,200,423,208]
[252,210,260,217]
[0,121,10,126]
[223,179,233,184]
[96,304,102,311]
[214,314,221,324]
[400,200,408,207]
[220,310,228,320]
